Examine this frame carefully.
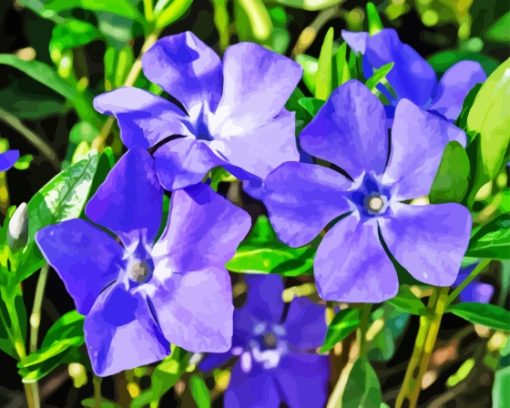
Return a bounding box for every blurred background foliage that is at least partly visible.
[0,0,508,407]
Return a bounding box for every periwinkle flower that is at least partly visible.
[94,32,301,191]
[36,147,250,376]
[342,28,487,121]
[0,149,19,172]
[454,264,494,303]
[264,80,472,303]
[201,275,328,408]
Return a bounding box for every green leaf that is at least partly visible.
[49,20,102,62]
[428,51,499,75]
[315,27,334,100]
[27,153,99,239]
[297,97,324,117]
[233,0,273,42]
[275,0,343,11]
[448,303,510,331]
[467,57,510,181]
[467,214,510,259]
[13,155,34,171]
[155,0,193,29]
[320,308,360,353]
[429,141,470,204]
[20,336,84,369]
[296,54,318,94]
[41,311,84,348]
[387,286,428,316]
[334,42,350,87]
[366,3,383,35]
[189,375,211,408]
[485,11,510,43]
[81,398,120,408]
[43,0,145,24]
[342,358,382,408]
[19,347,83,383]
[227,216,315,277]
[0,54,99,126]
[493,366,510,408]
[365,62,394,91]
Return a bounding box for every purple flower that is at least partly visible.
[201,275,328,408]
[342,29,487,121]
[264,80,472,302]
[0,150,19,172]
[94,32,301,191]
[36,147,250,376]
[454,264,494,303]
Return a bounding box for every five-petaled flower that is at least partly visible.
[0,149,19,172]
[36,147,250,376]
[201,275,329,408]
[94,31,301,191]
[264,80,472,302]
[342,28,487,121]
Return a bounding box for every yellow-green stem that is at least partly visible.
[93,376,102,408]
[30,265,49,353]
[395,287,449,408]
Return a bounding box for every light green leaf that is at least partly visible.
[334,42,350,87]
[41,311,84,348]
[467,214,510,259]
[429,141,470,204]
[43,0,145,24]
[493,366,510,408]
[485,11,510,43]
[50,20,102,62]
[365,62,394,91]
[320,308,360,353]
[467,57,510,181]
[19,336,83,369]
[275,0,342,11]
[234,0,272,42]
[297,97,324,117]
[189,375,211,408]
[227,216,315,277]
[387,286,428,316]
[342,358,382,408]
[13,155,34,171]
[0,54,99,126]
[156,0,193,29]
[366,2,383,35]
[296,54,318,94]
[448,302,510,331]
[315,27,334,100]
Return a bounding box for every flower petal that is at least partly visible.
[264,162,352,247]
[364,29,437,107]
[141,32,223,116]
[211,42,302,136]
[283,297,326,351]
[225,359,280,408]
[84,284,170,377]
[86,147,163,245]
[0,150,19,172]
[241,275,285,324]
[150,267,233,353]
[429,61,487,121]
[341,30,369,53]
[314,214,398,302]
[153,137,224,190]
[93,87,189,148]
[379,202,471,286]
[275,353,329,408]
[36,219,122,315]
[152,184,250,271]
[383,99,466,200]
[210,110,299,180]
[300,80,388,179]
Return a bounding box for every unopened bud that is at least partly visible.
[8,202,28,251]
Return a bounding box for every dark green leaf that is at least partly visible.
[227,216,315,277]
[467,214,510,259]
[448,302,510,331]
[297,97,325,117]
[429,141,470,204]
[342,358,382,408]
[387,286,428,316]
[428,51,499,75]
[41,311,84,348]
[320,308,360,353]
[189,375,211,408]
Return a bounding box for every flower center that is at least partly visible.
[262,333,278,349]
[129,260,152,283]
[366,195,385,213]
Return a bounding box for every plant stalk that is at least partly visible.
[29,265,49,353]
[395,287,449,408]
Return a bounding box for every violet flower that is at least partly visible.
[94,32,301,191]
[454,264,494,303]
[342,29,487,121]
[36,147,250,376]
[264,80,472,302]
[201,275,328,408]
[0,150,19,172]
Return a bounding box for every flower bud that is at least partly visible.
[8,202,28,251]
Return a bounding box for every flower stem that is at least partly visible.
[93,376,102,408]
[357,304,371,357]
[447,259,491,305]
[29,265,49,353]
[395,287,449,408]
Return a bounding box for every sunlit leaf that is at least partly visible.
[448,302,510,331]
[315,27,334,100]
[467,214,510,259]
[320,308,360,353]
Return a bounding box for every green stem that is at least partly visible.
[0,171,10,215]
[29,265,49,353]
[93,376,102,408]
[447,259,491,305]
[357,304,371,357]
[395,287,449,408]
[143,0,154,21]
